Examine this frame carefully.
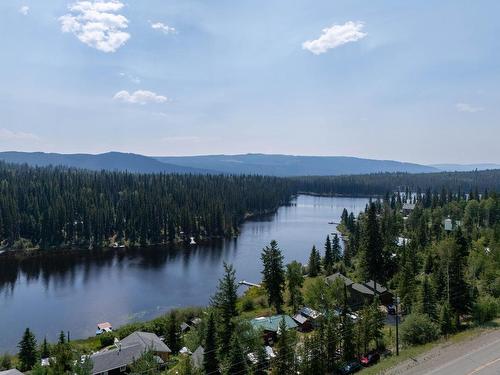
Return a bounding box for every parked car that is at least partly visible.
[360,352,380,366]
[338,360,363,374]
[387,304,396,315]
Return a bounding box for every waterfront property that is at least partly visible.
[90,331,171,375]
[250,315,298,345]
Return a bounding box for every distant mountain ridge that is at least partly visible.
[0,151,208,174]
[2,151,497,176]
[155,153,439,176]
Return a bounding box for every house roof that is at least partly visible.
[91,344,144,374]
[326,272,354,287]
[250,315,298,333]
[191,346,204,369]
[180,322,191,332]
[299,307,322,320]
[292,314,308,325]
[120,331,171,353]
[0,370,24,375]
[364,280,389,294]
[403,203,416,210]
[351,282,375,295]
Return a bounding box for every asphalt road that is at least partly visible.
[385,328,500,375]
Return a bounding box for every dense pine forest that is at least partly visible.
[0,162,293,250]
[1,161,500,251]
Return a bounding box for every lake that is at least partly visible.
[0,195,369,352]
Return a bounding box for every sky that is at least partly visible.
[0,0,499,164]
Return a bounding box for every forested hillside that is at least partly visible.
[0,162,293,250]
[294,169,500,196]
[2,162,500,252]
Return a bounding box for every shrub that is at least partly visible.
[473,295,500,324]
[400,313,440,346]
[241,298,255,311]
[99,332,116,348]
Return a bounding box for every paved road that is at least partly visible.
[385,328,500,375]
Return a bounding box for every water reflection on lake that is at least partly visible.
[0,195,369,352]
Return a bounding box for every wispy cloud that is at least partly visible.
[19,5,30,15]
[59,0,130,53]
[0,128,40,141]
[150,21,177,35]
[113,90,168,104]
[456,103,484,113]
[119,72,141,84]
[302,21,367,55]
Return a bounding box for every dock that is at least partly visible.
[239,280,261,288]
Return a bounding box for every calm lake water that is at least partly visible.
[0,195,369,352]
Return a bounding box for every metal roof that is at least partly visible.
[250,315,298,332]
[120,331,172,353]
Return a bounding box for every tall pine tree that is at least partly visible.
[261,241,286,313]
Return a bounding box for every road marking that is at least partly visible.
[466,357,500,374]
[425,337,500,375]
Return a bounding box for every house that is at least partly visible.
[364,280,394,305]
[180,322,191,333]
[189,317,202,327]
[292,313,312,332]
[250,315,298,345]
[0,370,24,375]
[402,203,416,216]
[191,346,205,369]
[326,273,393,309]
[298,307,323,327]
[90,331,171,375]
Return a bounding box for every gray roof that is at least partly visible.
[326,272,354,286]
[191,346,205,369]
[364,280,388,294]
[292,314,308,325]
[351,282,375,295]
[91,332,171,375]
[403,203,416,210]
[91,344,144,374]
[120,331,171,353]
[0,370,24,375]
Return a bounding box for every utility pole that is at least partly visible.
[395,295,400,356]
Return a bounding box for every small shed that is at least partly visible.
[444,218,453,231]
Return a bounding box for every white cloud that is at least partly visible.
[0,128,40,141]
[150,21,176,35]
[59,0,130,53]
[456,103,484,113]
[113,90,168,104]
[302,21,367,55]
[19,5,30,15]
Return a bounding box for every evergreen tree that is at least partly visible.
[323,235,334,275]
[0,353,12,371]
[439,302,454,335]
[261,240,286,313]
[448,228,473,326]
[286,261,304,311]
[51,331,73,374]
[341,314,356,362]
[203,312,219,375]
[166,312,181,354]
[307,245,321,277]
[359,203,384,283]
[253,345,268,375]
[332,233,341,263]
[17,328,37,371]
[225,333,248,375]
[417,275,437,320]
[40,337,50,359]
[271,318,296,375]
[211,263,239,355]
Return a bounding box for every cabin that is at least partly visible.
[326,273,393,309]
[402,203,416,216]
[298,307,323,328]
[90,331,171,375]
[250,315,298,346]
[292,313,312,332]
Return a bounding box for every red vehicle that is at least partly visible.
[360,352,380,366]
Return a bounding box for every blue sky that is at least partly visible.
[1,0,499,164]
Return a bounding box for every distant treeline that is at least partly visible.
[293,169,500,196]
[0,162,293,250]
[1,162,500,251]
